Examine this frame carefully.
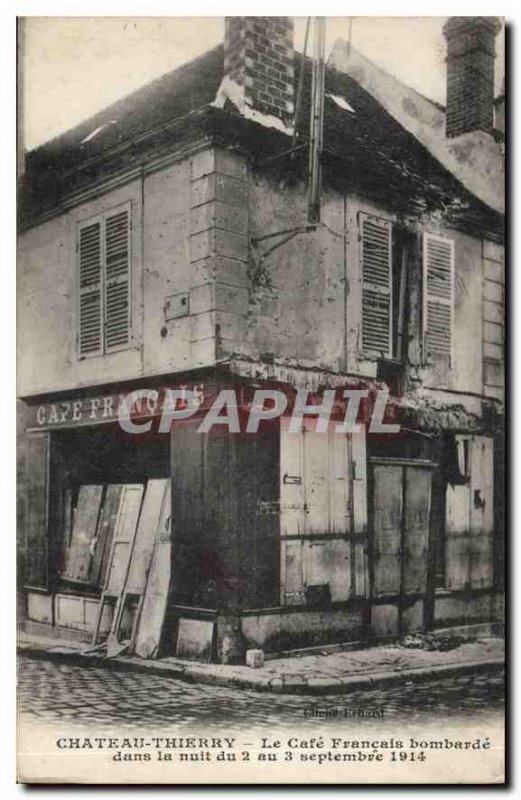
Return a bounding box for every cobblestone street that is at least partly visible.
[18,654,504,733]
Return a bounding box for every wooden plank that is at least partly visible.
[371,604,399,637]
[446,472,471,590]
[446,484,470,534]
[90,485,124,587]
[401,600,424,634]
[175,618,214,662]
[62,485,103,582]
[61,488,73,572]
[372,464,402,596]
[351,430,367,534]
[304,425,329,535]
[105,484,144,594]
[481,437,494,536]
[305,539,351,602]
[134,482,172,658]
[403,466,431,594]
[470,437,486,536]
[354,541,369,597]
[280,539,304,605]
[469,533,493,589]
[446,533,470,590]
[280,422,306,537]
[126,479,169,595]
[329,431,351,534]
[469,437,494,589]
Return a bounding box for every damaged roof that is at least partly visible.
[20,43,503,241]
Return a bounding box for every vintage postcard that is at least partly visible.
[16,15,505,784]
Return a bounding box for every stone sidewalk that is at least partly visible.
[17,631,504,696]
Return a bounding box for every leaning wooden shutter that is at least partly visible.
[360,214,392,356]
[104,206,131,350]
[423,233,454,360]
[78,220,102,357]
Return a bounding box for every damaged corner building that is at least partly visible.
[17,17,505,662]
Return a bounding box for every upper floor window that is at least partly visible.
[422,233,454,363]
[77,202,132,358]
[359,216,455,367]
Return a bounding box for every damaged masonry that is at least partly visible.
[18,17,504,664]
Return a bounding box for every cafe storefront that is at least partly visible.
[18,375,373,660]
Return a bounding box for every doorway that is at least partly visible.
[370,458,434,637]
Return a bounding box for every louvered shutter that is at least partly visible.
[360,214,392,356]
[78,219,102,357]
[423,233,454,360]
[104,206,131,350]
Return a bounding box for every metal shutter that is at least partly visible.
[423,233,454,360]
[360,213,392,357]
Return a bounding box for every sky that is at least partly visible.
[20,16,505,151]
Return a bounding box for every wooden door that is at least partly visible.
[371,461,433,636]
[402,466,431,633]
[279,421,354,605]
[372,464,402,597]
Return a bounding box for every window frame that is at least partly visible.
[76,201,133,360]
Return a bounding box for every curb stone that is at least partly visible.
[17,640,503,696]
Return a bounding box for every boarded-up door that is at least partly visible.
[279,420,364,605]
[446,436,494,590]
[371,461,432,636]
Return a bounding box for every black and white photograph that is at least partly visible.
[15,13,505,784]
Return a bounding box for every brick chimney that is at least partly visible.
[443,17,501,138]
[223,17,295,131]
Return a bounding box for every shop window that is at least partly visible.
[77,203,132,358]
[50,425,169,593]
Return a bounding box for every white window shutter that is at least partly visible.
[104,206,131,350]
[360,213,392,357]
[78,219,103,357]
[423,233,454,360]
